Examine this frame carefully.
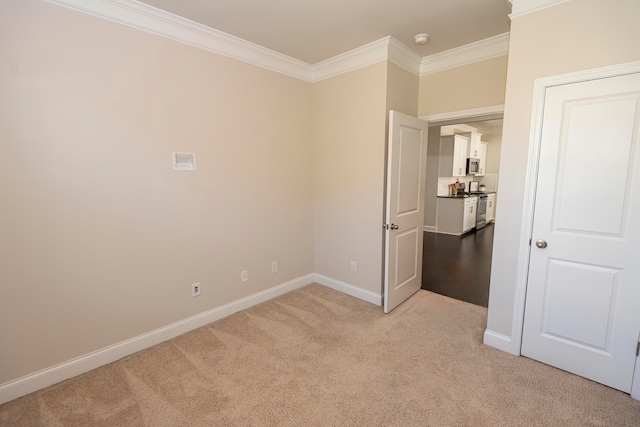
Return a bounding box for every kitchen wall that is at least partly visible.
[487,0,640,341]
[0,0,314,385]
[424,127,501,229]
[436,175,498,197]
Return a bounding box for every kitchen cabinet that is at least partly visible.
[436,196,477,235]
[463,197,477,232]
[439,135,469,177]
[486,193,496,223]
[477,142,488,176]
[461,131,482,158]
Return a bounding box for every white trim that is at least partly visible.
[44,0,312,81]
[313,274,382,306]
[310,36,422,81]
[44,0,510,84]
[311,37,391,82]
[435,230,462,236]
[388,37,422,76]
[421,105,505,125]
[423,225,437,233]
[633,331,640,400]
[509,0,570,19]
[511,61,640,381]
[508,73,547,357]
[483,329,513,353]
[0,274,314,405]
[420,33,509,76]
[44,0,407,83]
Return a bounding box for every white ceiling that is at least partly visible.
[139,0,512,64]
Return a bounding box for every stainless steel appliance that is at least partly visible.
[466,158,480,174]
[475,194,487,229]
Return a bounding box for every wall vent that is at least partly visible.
[172,152,196,171]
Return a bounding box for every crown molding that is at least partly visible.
[311,37,391,82]
[509,0,570,19]
[388,37,422,76]
[45,0,510,83]
[311,36,422,81]
[44,0,312,81]
[420,32,510,76]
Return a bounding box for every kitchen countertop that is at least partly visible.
[437,191,495,199]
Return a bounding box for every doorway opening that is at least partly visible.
[420,115,503,307]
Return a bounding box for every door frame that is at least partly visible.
[420,105,504,126]
[509,60,640,399]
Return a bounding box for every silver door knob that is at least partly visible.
[390,224,399,230]
[535,239,548,249]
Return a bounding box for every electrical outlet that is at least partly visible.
[271,261,278,273]
[241,270,248,282]
[192,283,201,297]
[350,261,357,272]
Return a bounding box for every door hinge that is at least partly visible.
[636,341,640,357]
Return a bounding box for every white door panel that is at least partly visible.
[541,260,619,351]
[384,111,428,313]
[522,72,640,393]
[553,97,637,235]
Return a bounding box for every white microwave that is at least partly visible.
[467,158,480,174]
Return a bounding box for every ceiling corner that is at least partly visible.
[387,37,422,76]
[43,0,313,81]
[310,37,391,82]
[509,0,571,19]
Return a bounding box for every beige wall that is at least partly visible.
[386,63,419,117]
[487,0,640,338]
[0,0,314,384]
[483,133,502,175]
[423,127,442,229]
[418,56,508,117]
[312,62,418,296]
[311,63,389,294]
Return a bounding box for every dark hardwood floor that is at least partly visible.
[421,223,494,307]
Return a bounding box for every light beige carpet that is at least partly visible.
[1,284,639,426]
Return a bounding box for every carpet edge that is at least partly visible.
[0,273,315,405]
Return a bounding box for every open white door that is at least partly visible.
[521,72,640,392]
[383,110,429,313]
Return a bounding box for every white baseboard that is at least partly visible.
[0,274,314,405]
[633,353,640,400]
[423,225,437,233]
[483,329,514,354]
[313,274,382,306]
